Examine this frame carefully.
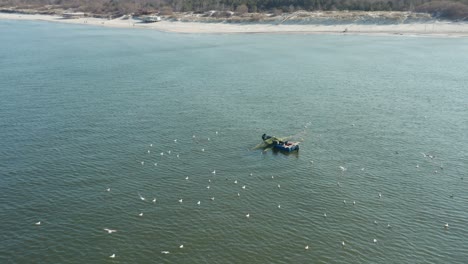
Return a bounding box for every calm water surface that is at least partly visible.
[0,20,467,263]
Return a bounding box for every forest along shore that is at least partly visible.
[1,11,468,36]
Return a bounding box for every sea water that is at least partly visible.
[1,20,467,263]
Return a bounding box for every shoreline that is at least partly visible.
[1,12,468,37]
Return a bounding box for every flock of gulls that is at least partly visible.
[33,127,454,260]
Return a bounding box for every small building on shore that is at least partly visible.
[62,12,85,19]
[140,15,161,23]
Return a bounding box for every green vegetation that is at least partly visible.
[1,0,468,20]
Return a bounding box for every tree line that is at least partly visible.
[1,0,467,20]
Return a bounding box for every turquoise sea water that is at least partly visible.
[1,20,467,263]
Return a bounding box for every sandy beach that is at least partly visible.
[2,12,468,36]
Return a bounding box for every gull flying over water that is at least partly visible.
[104,228,117,234]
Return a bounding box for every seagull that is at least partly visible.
[234,180,237,184]
[176,154,179,158]
[160,152,164,156]
[154,163,157,166]
[339,166,347,172]
[139,212,143,217]
[201,148,205,152]
[147,150,150,153]
[323,213,327,217]
[106,188,111,192]
[161,251,170,254]
[138,193,145,201]
[179,245,184,249]
[174,139,177,143]
[374,220,378,225]
[353,201,356,205]
[206,185,210,189]
[246,213,250,218]
[152,198,157,203]
[167,150,171,154]
[305,245,309,250]
[141,161,144,165]
[207,137,210,141]
[271,176,274,179]
[361,168,365,171]
[109,254,115,258]
[250,173,253,176]
[212,170,216,174]
[277,184,281,188]
[150,144,153,147]
[104,228,117,234]
[215,131,218,135]
[197,201,201,205]
[373,238,377,243]
[341,241,345,247]
[416,164,419,168]
[185,176,189,180]
[343,200,346,204]
[387,224,391,228]
[278,204,281,209]
[35,221,41,225]
[444,223,449,229]
[210,197,215,201]
[378,193,382,198]
[237,193,240,197]
[208,179,211,183]
[242,185,246,189]
[421,152,427,157]
[179,199,183,203]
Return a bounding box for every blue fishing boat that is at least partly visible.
[262,134,299,152]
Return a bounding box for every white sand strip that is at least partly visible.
[1,12,468,37]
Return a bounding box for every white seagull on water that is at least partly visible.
[109,254,115,258]
[35,221,41,225]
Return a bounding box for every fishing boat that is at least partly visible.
[262,134,299,152]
